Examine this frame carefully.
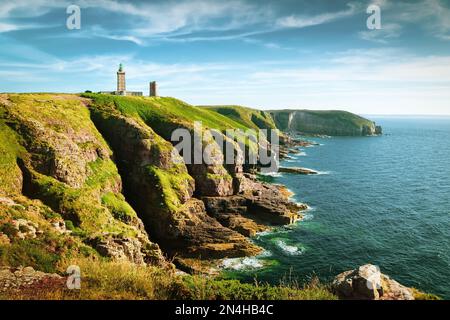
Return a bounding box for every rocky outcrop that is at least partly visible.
[0,266,64,294]
[90,235,165,265]
[279,167,318,175]
[10,219,42,240]
[203,174,306,236]
[270,110,382,136]
[332,264,415,300]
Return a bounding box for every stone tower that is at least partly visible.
[149,81,158,97]
[117,63,126,95]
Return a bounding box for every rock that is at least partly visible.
[278,167,318,175]
[166,198,261,259]
[0,266,63,294]
[0,197,18,206]
[90,107,257,260]
[0,232,10,245]
[375,125,383,135]
[185,129,234,197]
[51,220,71,234]
[332,264,415,300]
[203,176,305,235]
[11,219,39,240]
[92,235,147,265]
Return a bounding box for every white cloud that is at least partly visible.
[0,23,18,32]
[276,3,359,28]
[358,23,402,43]
[360,0,450,42]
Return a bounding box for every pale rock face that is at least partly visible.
[93,236,147,265]
[332,264,414,300]
[11,219,42,240]
[0,266,63,294]
[0,233,10,245]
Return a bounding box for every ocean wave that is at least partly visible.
[221,255,266,271]
[255,229,274,237]
[302,212,314,221]
[275,240,306,256]
[291,151,307,157]
[258,171,283,177]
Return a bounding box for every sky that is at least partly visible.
[1,0,450,115]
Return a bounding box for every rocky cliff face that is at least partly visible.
[89,103,258,259]
[0,94,167,269]
[269,110,382,136]
[1,93,304,274]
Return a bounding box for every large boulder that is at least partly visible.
[332,264,414,300]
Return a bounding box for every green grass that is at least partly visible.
[0,120,25,196]
[412,288,442,300]
[145,165,193,213]
[83,94,263,154]
[101,192,138,224]
[0,257,337,300]
[0,195,95,273]
[202,105,276,131]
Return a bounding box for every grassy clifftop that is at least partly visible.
[269,109,382,136]
[201,105,276,131]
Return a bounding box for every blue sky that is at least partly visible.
[1,0,450,114]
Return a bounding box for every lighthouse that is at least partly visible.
[99,64,143,96]
[117,63,126,95]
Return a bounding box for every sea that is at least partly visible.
[222,117,450,299]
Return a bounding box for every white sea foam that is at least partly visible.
[302,212,314,221]
[221,256,265,271]
[255,229,274,237]
[275,240,305,256]
[291,152,307,158]
[259,171,283,178]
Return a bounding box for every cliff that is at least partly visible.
[200,105,277,130]
[0,93,301,274]
[269,110,382,136]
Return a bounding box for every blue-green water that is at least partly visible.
[224,117,450,299]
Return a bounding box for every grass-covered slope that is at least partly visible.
[0,257,337,300]
[269,109,382,136]
[83,95,250,134]
[201,105,276,131]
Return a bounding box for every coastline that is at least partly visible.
[216,134,317,274]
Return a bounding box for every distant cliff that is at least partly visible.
[269,110,382,136]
